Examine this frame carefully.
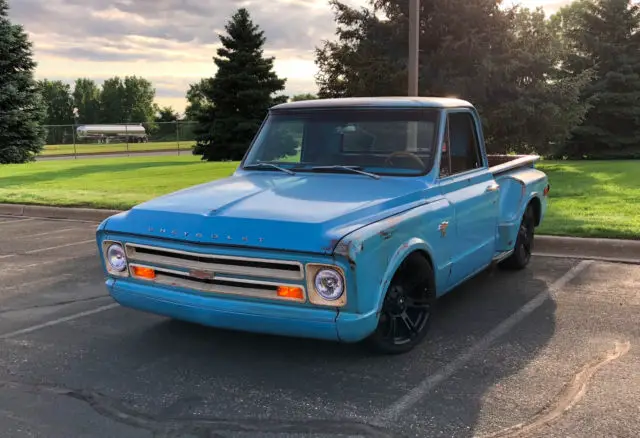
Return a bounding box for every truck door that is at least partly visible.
[437,109,499,288]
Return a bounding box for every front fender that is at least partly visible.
[334,197,454,317]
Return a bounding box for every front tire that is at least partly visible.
[500,204,536,270]
[365,253,436,355]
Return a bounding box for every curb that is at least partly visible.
[1,203,638,263]
[0,204,121,222]
[532,235,640,265]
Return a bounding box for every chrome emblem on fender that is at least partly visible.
[438,221,449,237]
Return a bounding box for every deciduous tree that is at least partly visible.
[99,75,157,126]
[291,93,317,102]
[558,0,640,158]
[315,0,590,155]
[184,78,214,121]
[38,79,74,144]
[73,78,101,124]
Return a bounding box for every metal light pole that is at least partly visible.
[407,0,420,151]
[408,0,420,96]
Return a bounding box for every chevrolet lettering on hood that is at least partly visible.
[96,96,549,355]
[147,226,263,243]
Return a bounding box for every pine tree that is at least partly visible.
[193,8,287,161]
[565,0,640,158]
[0,0,46,163]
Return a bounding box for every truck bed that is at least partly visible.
[487,154,540,176]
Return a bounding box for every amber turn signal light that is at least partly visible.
[277,286,304,300]
[132,266,156,279]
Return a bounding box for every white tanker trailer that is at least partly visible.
[76,124,148,143]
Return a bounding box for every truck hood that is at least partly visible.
[103,172,431,254]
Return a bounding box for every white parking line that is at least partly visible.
[373,259,593,426]
[22,227,86,238]
[0,215,101,225]
[1,274,74,292]
[0,303,120,340]
[0,218,35,226]
[1,255,92,271]
[24,239,96,254]
[0,239,96,260]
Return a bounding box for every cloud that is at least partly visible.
[8,0,350,111]
[10,0,340,52]
[7,0,570,113]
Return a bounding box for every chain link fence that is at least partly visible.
[39,121,199,159]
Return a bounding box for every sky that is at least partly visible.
[8,0,571,114]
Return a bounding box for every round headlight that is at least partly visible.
[106,243,127,272]
[314,268,344,301]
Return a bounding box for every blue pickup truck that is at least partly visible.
[96,97,549,354]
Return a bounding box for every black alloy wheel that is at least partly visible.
[500,204,536,270]
[366,253,436,354]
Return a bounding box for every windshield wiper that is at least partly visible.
[243,162,296,175]
[308,165,380,180]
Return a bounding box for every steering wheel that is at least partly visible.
[385,151,425,168]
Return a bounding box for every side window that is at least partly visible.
[447,112,482,174]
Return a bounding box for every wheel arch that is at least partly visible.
[374,239,437,312]
[528,195,542,226]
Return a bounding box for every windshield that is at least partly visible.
[242,108,440,176]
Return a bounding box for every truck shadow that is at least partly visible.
[5,258,562,437]
[120,258,561,437]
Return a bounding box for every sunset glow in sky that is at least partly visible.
[8,0,572,113]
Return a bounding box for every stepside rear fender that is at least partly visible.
[494,168,549,252]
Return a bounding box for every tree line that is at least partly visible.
[313,0,640,159]
[185,0,639,161]
[1,0,638,163]
[35,76,182,144]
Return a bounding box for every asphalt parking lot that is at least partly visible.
[0,215,638,438]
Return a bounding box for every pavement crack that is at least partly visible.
[0,380,396,437]
[475,340,631,438]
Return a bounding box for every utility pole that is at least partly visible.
[407,0,420,151]
[408,0,420,96]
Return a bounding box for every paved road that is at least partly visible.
[0,216,638,437]
[36,149,186,161]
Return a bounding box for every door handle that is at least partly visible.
[486,183,500,192]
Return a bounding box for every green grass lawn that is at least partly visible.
[536,161,639,239]
[41,140,195,156]
[0,157,637,238]
[0,156,235,210]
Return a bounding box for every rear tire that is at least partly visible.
[500,204,536,270]
[365,253,436,355]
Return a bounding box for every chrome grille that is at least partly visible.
[125,243,304,281]
[128,263,306,302]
